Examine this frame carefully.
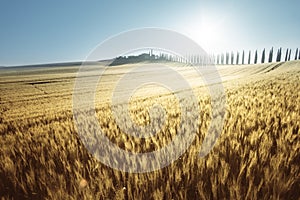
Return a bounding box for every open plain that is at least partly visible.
[0,61,299,199]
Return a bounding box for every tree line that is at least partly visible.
[111,47,300,66]
[214,47,300,65]
[177,47,299,65]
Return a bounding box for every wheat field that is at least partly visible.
[0,60,299,199]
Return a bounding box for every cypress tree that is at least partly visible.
[221,53,224,65]
[268,47,273,63]
[299,48,300,60]
[285,48,289,61]
[222,53,225,65]
[242,50,245,65]
[254,50,258,64]
[226,52,229,65]
[279,48,282,61]
[248,50,251,64]
[231,51,234,65]
[288,49,291,61]
[261,48,265,63]
[236,51,240,65]
[295,48,299,60]
[276,48,282,62]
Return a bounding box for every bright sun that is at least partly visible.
[181,14,227,54]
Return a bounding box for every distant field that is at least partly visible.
[0,61,299,199]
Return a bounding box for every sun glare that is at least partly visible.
[180,13,228,54]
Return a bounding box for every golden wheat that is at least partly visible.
[0,61,299,199]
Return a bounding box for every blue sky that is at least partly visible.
[0,0,299,66]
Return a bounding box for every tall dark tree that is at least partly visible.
[268,47,273,63]
[231,51,234,65]
[226,52,229,65]
[242,50,245,65]
[295,48,299,60]
[261,48,266,63]
[254,50,258,64]
[276,48,282,62]
[285,48,289,61]
[248,50,251,64]
[288,49,291,61]
[299,49,300,60]
[221,53,224,65]
[236,51,240,65]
